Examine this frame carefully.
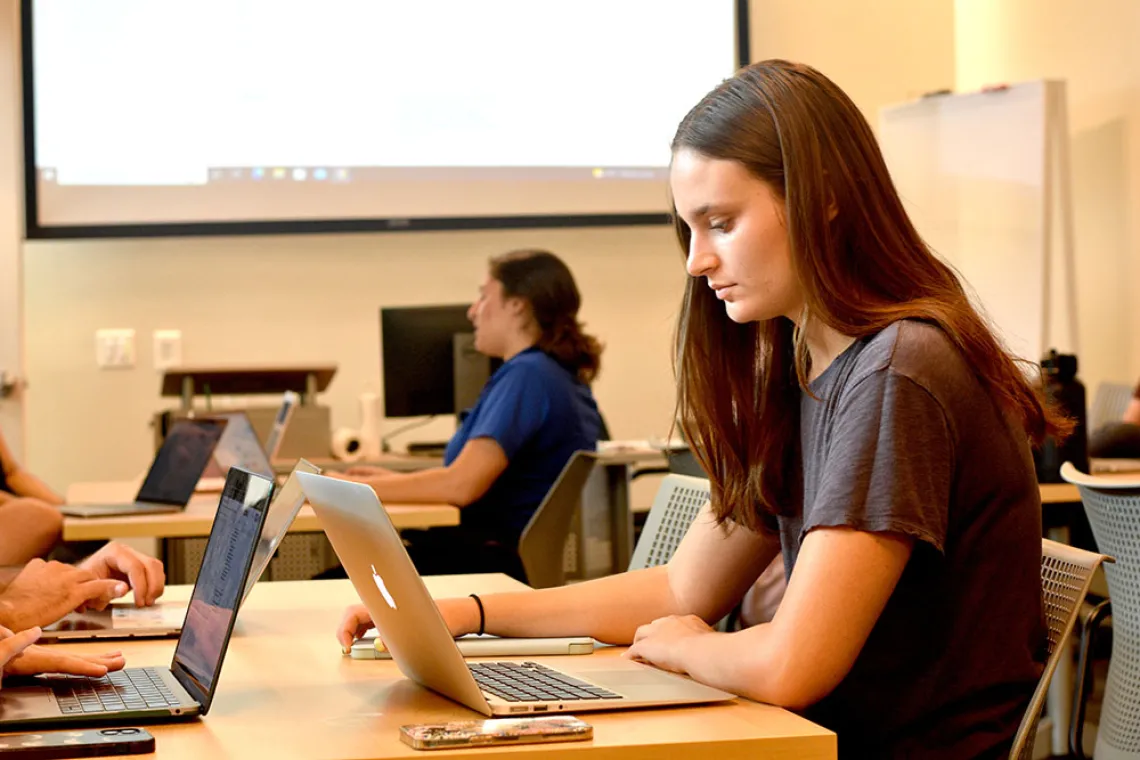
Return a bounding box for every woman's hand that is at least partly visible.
[623,614,717,674]
[336,597,480,652]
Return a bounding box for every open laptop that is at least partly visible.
[0,467,274,729]
[297,472,735,716]
[41,460,322,642]
[61,418,228,518]
[198,410,276,491]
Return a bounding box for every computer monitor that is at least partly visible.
[380,305,501,418]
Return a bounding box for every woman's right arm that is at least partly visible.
[338,503,781,647]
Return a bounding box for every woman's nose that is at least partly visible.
[686,236,716,278]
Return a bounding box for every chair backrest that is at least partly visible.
[517,450,599,589]
[628,474,711,571]
[1089,381,1135,431]
[1010,538,1113,760]
[1060,462,1140,758]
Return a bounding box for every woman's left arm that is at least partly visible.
[627,525,912,709]
[0,431,62,506]
[341,437,508,506]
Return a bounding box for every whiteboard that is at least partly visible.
[879,80,1075,365]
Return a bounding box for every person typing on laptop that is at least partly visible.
[0,542,164,632]
[339,61,1063,759]
[332,250,602,582]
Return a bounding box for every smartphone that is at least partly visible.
[399,716,591,751]
[0,727,154,758]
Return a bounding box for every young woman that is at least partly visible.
[336,249,603,581]
[0,427,64,565]
[337,61,1060,758]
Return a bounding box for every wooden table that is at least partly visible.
[63,481,460,585]
[63,481,459,542]
[40,575,835,759]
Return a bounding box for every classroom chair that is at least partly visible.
[1060,463,1140,760]
[1010,537,1113,760]
[627,474,711,571]
[517,450,599,589]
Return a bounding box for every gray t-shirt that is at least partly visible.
[780,320,1044,759]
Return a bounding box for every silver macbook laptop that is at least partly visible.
[297,472,735,716]
[0,467,274,730]
[350,632,595,660]
[61,418,228,518]
[42,460,322,642]
[199,410,276,489]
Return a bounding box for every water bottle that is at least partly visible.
[1034,349,1089,482]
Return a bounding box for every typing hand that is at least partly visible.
[0,560,128,631]
[337,598,477,652]
[4,643,125,678]
[0,625,42,683]
[623,614,716,675]
[78,542,166,607]
[337,604,374,652]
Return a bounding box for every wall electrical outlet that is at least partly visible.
[95,328,136,369]
[153,329,183,371]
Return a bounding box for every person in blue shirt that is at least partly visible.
[336,249,602,581]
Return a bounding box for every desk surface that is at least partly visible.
[278,446,670,473]
[63,481,459,542]
[46,576,835,759]
[1039,471,1140,505]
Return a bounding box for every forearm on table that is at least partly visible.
[5,471,64,506]
[365,467,482,507]
[469,567,681,645]
[673,624,796,706]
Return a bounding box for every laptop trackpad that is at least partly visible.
[0,685,57,719]
[583,670,712,700]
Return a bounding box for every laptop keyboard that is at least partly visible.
[49,668,181,714]
[469,661,623,703]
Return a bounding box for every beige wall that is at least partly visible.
[749,0,955,122]
[18,2,959,491]
[955,0,1140,402]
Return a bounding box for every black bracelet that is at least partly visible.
[468,593,485,636]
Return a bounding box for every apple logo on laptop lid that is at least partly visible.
[371,565,397,610]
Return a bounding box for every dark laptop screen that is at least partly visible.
[171,467,273,711]
[135,418,228,505]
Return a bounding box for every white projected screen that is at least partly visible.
[28,0,742,231]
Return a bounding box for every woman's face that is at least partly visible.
[467,275,517,357]
[670,148,804,324]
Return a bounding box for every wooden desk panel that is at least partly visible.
[63,481,459,541]
[48,576,834,759]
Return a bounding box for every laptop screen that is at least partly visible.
[211,412,275,480]
[171,467,273,711]
[135,418,228,506]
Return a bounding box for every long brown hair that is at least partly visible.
[671,60,1068,531]
[489,249,603,384]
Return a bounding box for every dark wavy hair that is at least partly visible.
[670,60,1069,532]
[489,249,603,384]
